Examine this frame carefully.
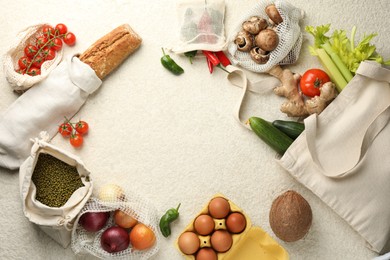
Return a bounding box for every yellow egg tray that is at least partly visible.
[175,193,289,260]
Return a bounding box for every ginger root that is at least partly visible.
[268,65,337,117]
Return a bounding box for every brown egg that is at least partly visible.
[194,214,215,235]
[196,248,218,260]
[208,197,230,219]
[210,230,233,253]
[178,231,200,255]
[226,212,247,234]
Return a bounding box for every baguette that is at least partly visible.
[79,24,142,79]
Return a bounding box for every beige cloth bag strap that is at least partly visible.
[304,61,390,178]
[226,65,280,129]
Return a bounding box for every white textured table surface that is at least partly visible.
[0,0,389,259]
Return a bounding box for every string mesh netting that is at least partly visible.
[71,185,160,260]
[2,24,63,92]
[227,0,304,73]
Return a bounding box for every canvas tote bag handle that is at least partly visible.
[304,61,390,178]
[226,65,280,129]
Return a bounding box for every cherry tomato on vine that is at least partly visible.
[36,36,48,48]
[55,23,68,36]
[58,123,72,137]
[18,56,31,70]
[24,45,38,58]
[63,32,76,46]
[42,47,56,61]
[70,133,83,147]
[42,25,55,38]
[300,69,331,97]
[51,38,63,51]
[32,55,45,68]
[75,121,89,135]
[27,67,41,76]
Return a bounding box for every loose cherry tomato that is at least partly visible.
[300,69,331,97]
[18,56,31,70]
[36,36,48,48]
[70,133,83,147]
[63,32,76,46]
[32,55,45,68]
[24,45,38,58]
[55,23,68,36]
[50,38,63,51]
[75,121,89,135]
[42,47,56,61]
[58,123,72,137]
[42,25,55,38]
[27,67,41,76]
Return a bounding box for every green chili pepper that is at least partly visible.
[159,203,181,237]
[161,48,184,75]
[184,50,198,64]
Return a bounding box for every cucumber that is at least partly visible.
[249,117,293,155]
[272,120,305,140]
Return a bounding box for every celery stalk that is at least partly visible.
[315,48,347,92]
[322,42,354,82]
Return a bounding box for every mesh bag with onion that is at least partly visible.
[227,0,304,72]
[2,23,63,92]
[71,184,160,260]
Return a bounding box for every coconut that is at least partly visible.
[269,190,312,242]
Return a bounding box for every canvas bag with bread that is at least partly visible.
[0,24,142,170]
[278,61,390,254]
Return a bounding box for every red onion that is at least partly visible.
[101,226,130,253]
[79,212,110,232]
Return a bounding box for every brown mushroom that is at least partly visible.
[254,29,279,52]
[234,30,253,52]
[250,47,270,64]
[265,4,283,25]
[242,16,268,35]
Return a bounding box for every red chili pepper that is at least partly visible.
[206,57,214,74]
[202,50,220,66]
[214,51,231,67]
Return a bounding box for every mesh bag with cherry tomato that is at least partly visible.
[71,184,160,259]
[3,23,76,92]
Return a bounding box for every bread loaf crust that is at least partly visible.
[79,24,142,79]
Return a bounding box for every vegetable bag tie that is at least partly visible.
[0,56,102,170]
[279,61,390,253]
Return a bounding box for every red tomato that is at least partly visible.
[55,23,68,36]
[50,38,63,51]
[32,56,45,68]
[70,133,83,147]
[24,45,38,58]
[16,68,26,74]
[42,25,55,38]
[300,69,331,97]
[26,67,41,76]
[63,32,76,46]
[18,56,31,70]
[75,121,89,135]
[42,47,56,61]
[58,123,72,137]
[36,36,48,48]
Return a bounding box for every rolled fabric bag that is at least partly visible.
[0,24,142,170]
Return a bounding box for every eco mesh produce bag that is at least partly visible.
[227,0,303,73]
[279,61,390,253]
[171,0,226,53]
[19,133,93,248]
[71,185,160,259]
[3,23,63,92]
[0,55,102,170]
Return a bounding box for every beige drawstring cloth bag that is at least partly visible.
[19,133,93,248]
[279,61,390,253]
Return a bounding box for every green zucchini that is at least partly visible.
[272,120,305,140]
[249,117,293,155]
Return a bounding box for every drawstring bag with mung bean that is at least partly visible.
[19,132,93,248]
